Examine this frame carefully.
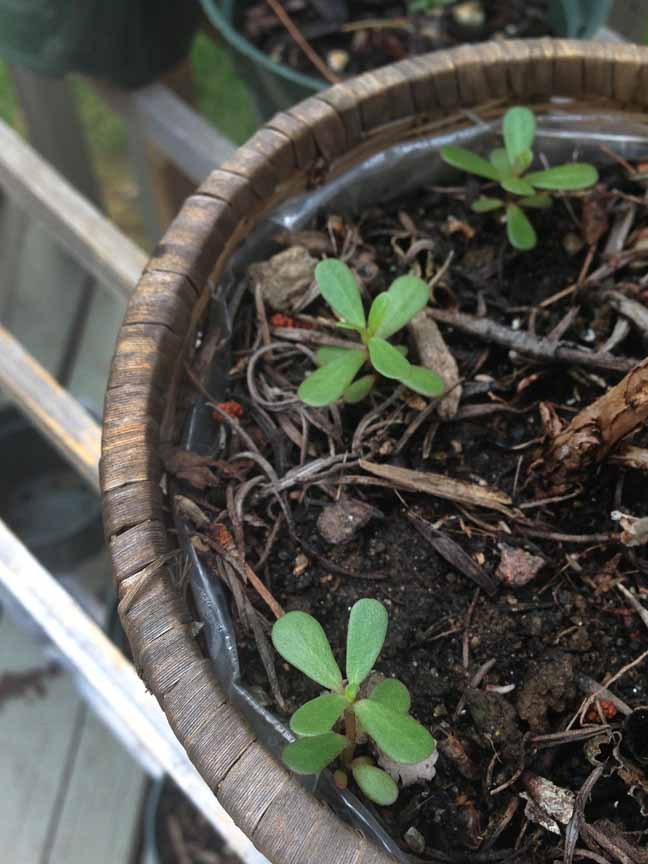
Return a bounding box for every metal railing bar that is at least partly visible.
[0,323,101,491]
[0,519,269,864]
[0,119,146,301]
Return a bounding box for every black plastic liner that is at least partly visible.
[175,110,648,859]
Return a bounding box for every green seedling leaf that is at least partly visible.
[282,732,348,775]
[440,146,499,181]
[353,699,436,764]
[409,0,454,11]
[518,194,552,209]
[503,107,536,166]
[346,598,388,686]
[489,148,512,179]
[368,337,411,381]
[472,196,504,213]
[344,374,376,403]
[272,611,343,690]
[512,147,533,175]
[367,292,390,337]
[501,177,536,197]
[316,346,354,366]
[370,679,411,713]
[506,203,537,251]
[298,349,367,407]
[290,694,348,736]
[316,259,366,330]
[372,276,429,340]
[526,163,598,190]
[351,762,398,806]
[399,364,445,397]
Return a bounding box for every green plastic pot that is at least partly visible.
[201,0,612,121]
[0,0,201,88]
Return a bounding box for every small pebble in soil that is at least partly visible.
[326,49,349,74]
[403,826,426,854]
[451,1,486,33]
[496,544,546,587]
[563,231,585,255]
[317,497,382,545]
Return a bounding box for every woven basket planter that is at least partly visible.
[101,39,648,864]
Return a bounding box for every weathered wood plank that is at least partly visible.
[0,615,80,864]
[46,710,147,864]
[0,520,268,864]
[0,119,145,300]
[0,324,100,491]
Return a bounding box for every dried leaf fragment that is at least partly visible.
[520,771,575,835]
[248,246,317,311]
[409,312,461,418]
[359,460,514,516]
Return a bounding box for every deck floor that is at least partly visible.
[0,609,148,864]
[0,192,145,862]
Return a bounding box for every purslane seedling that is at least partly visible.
[440,106,598,251]
[298,259,444,407]
[271,598,436,806]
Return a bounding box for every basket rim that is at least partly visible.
[101,38,648,864]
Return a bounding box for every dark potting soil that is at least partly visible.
[244,0,552,81]
[180,162,648,862]
[154,781,240,864]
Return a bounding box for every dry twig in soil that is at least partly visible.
[359,460,515,516]
[426,308,638,374]
[542,358,648,490]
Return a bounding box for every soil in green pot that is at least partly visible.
[153,781,239,864]
[174,156,648,862]
[244,0,553,80]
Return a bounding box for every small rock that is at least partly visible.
[409,312,461,418]
[248,246,317,312]
[451,1,486,32]
[378,748,439,788]
[327,49,349,74]
[563,232,585,256]
[317,497,381,545]
[293,553,309,577]
[403,826,426,854]
[496,544,545,587]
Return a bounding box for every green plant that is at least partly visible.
[272,599,436,805]
[440,106,598,251]
[297,259,444,407]
[408,0,455,13]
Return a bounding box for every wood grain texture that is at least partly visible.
[0,118,145,301]
[0,323,100,491]
[266,111,318,169]
[102,481,163,537]
[101,40,648,864]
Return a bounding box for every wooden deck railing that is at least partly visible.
[0,87,266,863]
